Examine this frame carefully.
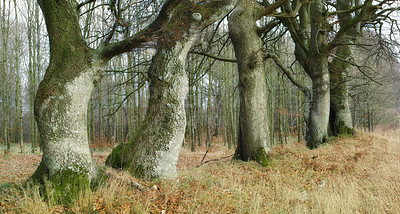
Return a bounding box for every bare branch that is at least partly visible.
[77,0,98,11]
[189,51,237,63]
[327,4,364,17]
[265,53,311,95]
[267,0,313,18]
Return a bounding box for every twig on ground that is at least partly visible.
[197,154,234,167]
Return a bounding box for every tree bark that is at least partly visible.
[229,0,270,166]
[29,0,105,203]
[106,0,238,179]
[329,45,354,136]
[304,0,330,149]
[306,54,330,149]
[328,0,355,136]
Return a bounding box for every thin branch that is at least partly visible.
[265,53,310,95]
[327,4,364,16]
[325,0,381,53]
[197,154,234,167]
[77,0,98,11]
[331,53,383,86]
[189,51,237,63]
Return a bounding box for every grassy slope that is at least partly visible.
[1,130,400,213]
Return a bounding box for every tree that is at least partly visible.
[228,0,287,165]
[29,0,238,202]
[279,0,380,148]
[106,0,238,179]
[328,0,357,136]
[28,0,173,202]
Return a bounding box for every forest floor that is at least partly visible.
[1,130,400,213]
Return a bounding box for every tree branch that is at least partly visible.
[267,0,313,18]
[265,53,310,95]
[325,0,381,53]
[327,4,364,17]
[189,51,237,63]
[77,0,98,11]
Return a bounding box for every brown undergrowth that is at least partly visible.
[1,130,400,213]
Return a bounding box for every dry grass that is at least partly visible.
[2,130,400,213]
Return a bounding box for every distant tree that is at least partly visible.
[278,0,381,148]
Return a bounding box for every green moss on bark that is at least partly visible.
[46,167,90,205]
[255,147,270,167]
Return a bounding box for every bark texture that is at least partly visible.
[304,0,330,149]
[329,0,355,136]
[106,0,238,179]
[29,0,105,203]
[329,45,354,136]
[228,0,270,166]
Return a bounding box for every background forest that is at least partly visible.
[1,0,400,213]
[1,0,399,154]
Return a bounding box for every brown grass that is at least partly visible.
[2,130,400,213]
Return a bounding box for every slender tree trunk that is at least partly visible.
[14,0,24,153]
[206,71,213,147]
[2,0,11,156]
[229,0,270,166]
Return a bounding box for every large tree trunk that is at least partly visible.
[306,55,330,149]
[106,0,238,179]
[228,0,270,166]
[106,42,192,179]
[305,0,330,149]
[329,45,354,136]
[329,0,355,136]
[29,0,104,203]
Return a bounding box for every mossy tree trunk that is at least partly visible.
[306,55,330,149]
[303,0,331,149]
[329,45,354,136]
[279,0,377,148]
[106,43,192,179]
[328,0,356,136]
[30,0,179,202]
[29,0,106,203]
[228,0,272,166]
[106,0,238,179]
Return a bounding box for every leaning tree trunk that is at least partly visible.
[228,0,270,166]
[106,0,238,179]
[106,42,191,179]
[29,0,105,203]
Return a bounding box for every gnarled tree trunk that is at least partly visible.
[329,0,355,136]
[329,45,354,136]
[306,55,330,149]
[106,0,238,179]
[228,0,270,166]
[29,0,105,203]
[106,40,193,179]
